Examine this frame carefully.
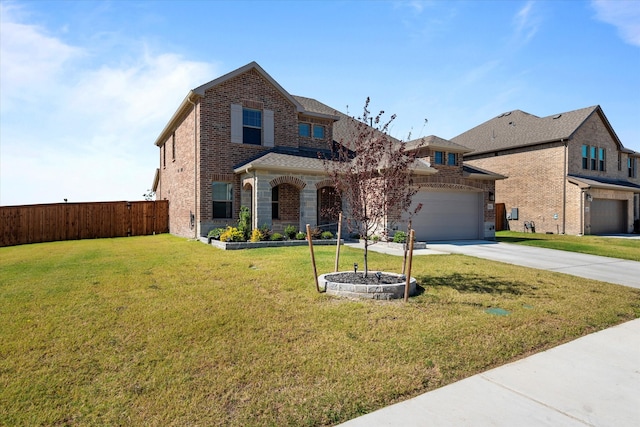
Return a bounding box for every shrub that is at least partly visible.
[392,231,407,243]
[283,225,297,240]
[295,232,306,240]
[310,227,322,239]
[321,231,334,240]
[270,233,284,241]
[219,226,245,242]
[207,228,225,240]
[259,224,271,241]
[237,206,251,240]
[250,228,263,242]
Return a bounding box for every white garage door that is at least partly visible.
[409,191,481,241]
[591,199,626,234]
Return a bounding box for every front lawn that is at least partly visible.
[1,235,639,426]
[496,231,640,261]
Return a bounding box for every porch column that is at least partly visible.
[300,185,317,231]
[255,174,273,230]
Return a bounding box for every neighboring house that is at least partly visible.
[152,61,503,241]
[452,106,640,235]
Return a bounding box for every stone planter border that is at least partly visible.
[199,237,343,250]
[319,271,417,300]
[359,240,427,250]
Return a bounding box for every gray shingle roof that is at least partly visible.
[451,106,601,155]
[405,135,471,153]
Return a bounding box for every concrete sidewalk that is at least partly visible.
[339,239,640,426]
[338,318,640,427]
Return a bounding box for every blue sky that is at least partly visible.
[1,0,639,206]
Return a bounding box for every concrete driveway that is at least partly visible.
[426,240,640,289]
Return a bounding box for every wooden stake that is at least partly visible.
[307,224,321,293]
[334,212,342,272]
[402,219,412,275]
[404,229,415,302]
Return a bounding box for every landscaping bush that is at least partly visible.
[219,226,245,242]
[237,206,251,240]
[207,228,225,240]
[259,224,271,241]
[270,233,284,241]
[310,227,323,239]
[295,231,306,240]
[321,231,334,240]
[392,231,407,243]
[250,228,263,242]
[283,224,297,240]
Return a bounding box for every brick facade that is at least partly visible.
[465,111,640,234]
[154,62,501,240]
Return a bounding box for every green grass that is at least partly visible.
[1,235,639,426]
[496,231,640,261]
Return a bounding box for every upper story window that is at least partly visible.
[434,151,444,165]
[231,104,274,147]
[582,145,588,169]
[629,158,637,178]
[212,182,233,219]
[618,152,622,171]
[598,148,605,171]
[299,123,310,137]
[313,125,325,139]
[242,108,262,145]
[447,153,456,166]
[590,146,597,170]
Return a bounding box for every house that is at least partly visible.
[452,106,640,235]
[152,61,503,241]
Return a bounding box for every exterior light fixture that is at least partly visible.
[488,191,495,202]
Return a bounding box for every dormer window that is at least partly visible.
[313,125,325,139]
[299,123,311,137]
[434,151,444,164]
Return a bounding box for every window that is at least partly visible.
[243,108,262,145]
[434,151,444,165]
[590,146,597,170]
[271,186,279,219]
[162,144,166,168]
[212,182,232,219]
[629,158,637,178]
[299,123,310,137]
[582,145,588,169]
[598,148,605,171]
[171,132,176,161]
[447,153,456,166]
[313,125,325,139]
[618,152,622,171]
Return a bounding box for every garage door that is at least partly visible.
[408,191,481,241]
[591,199,626,234]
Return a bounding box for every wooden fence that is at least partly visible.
[0,200,169,247]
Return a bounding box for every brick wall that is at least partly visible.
[467,142,566,234]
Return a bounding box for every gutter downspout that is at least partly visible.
[562,139,567,234]
[188,96,198,239]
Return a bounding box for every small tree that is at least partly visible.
[323,98,423,276]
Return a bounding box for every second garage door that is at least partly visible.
[409,191,481,241]
[591,199,626,234]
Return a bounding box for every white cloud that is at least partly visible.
[512,1,540,45]
[592,0,640,46]
[0,2,218,206]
